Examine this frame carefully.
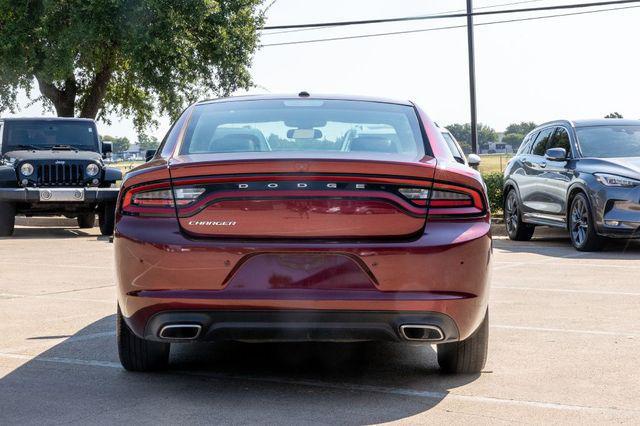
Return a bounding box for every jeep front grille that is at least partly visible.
[36,163,85,186]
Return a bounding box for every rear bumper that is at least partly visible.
[142,310,460,343]
[0,187,119,203]
[115,217,492,341]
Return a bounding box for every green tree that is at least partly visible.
[501,133,524,149]
[137,133,160,151]
[605,112,623,118]
[504,121,537,135]
[101,135,129,153]
[0,1,264,129]
[445,123,497,153]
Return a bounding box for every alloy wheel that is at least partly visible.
[505,192,519,235]
[570,197,589,246]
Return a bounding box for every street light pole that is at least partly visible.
[466,0,478,154]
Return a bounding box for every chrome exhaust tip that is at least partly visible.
[399,325,444,342]
[158,324,202,340]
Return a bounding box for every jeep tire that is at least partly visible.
[0,202,16,236]
[77,213,96,229]
[99,202,115,236]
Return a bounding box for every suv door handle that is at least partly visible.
[540,161,547,168]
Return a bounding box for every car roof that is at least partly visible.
[0,117,96,123]
[196,93,414,107]
[534,118,640,130]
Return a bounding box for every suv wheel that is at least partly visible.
[504,190,535,241]
[77,213,96,229]
[437,310,488,374]
[569,193,603,251]
[99,203,115,236]
[0,202,16,236]
[117,305,170,372]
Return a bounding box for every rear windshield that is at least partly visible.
[576,125,640,158]
[2,120,98,153]
[180,99,426,160]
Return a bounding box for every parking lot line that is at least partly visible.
[0,261,111,270]
[0,351,636,415]
[493,286,640,297]
[491,324,639,338]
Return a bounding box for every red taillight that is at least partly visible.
[428,183,485,218]
[122,184,205,216]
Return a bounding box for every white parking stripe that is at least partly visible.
[493,261,640,269]
[0,261,111,270]
[493,286,640,297]
[0,351,636,415]
[492,325,639,338]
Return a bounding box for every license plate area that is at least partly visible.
[39,188,85,202]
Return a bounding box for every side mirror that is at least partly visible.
[545,147,567,161]
[145,149,156,162]
[467,153,481,169]
[101,141,112,158]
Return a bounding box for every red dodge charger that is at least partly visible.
[114,94,491,373]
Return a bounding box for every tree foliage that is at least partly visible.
[605,112,623,118]
[101,135,130,153]
[445,123,497,153]
[505,121,536,136]
[501,133,524,148]
[0,0,265,130]
[137,133,160,151]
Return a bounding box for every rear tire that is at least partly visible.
[98,203,115,236]
[569,193,603,251]
[504,189,535,241]
[437,310,488,374]
[77,213,96,229]
[117,305,170,372]
[0,202,16,236]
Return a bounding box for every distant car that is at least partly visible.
[503,119,640,250]
[0,117,121,236]
[114,94,491,374]
[439,126,481,168]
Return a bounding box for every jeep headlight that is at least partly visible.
[86,163,100,177]
[20,163,34,176]
[594,173,640,187]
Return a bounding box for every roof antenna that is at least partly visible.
[298,91,310,97]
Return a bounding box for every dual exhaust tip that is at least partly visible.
[158,323,444,342]
[399,325,444,342]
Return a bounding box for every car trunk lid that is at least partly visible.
[168,154,436,239]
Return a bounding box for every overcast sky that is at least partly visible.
[8,0,640,141]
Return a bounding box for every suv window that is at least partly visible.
[531,128,554,156]
[517,132,536,155]
[547,127,571,154]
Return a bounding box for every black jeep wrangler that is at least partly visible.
[0,117,121,236]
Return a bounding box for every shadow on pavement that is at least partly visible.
[494,226,640,259]
[3,216,110,241]
[0,315,480,424]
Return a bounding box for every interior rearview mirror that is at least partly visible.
[286,128,323,139]
[545,147,567,161]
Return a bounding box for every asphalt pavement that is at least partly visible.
[1,218,639,424]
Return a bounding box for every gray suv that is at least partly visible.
[503,119,640,251]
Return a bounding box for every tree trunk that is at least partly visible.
[36,76,77,117]
[79,66,113,119]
